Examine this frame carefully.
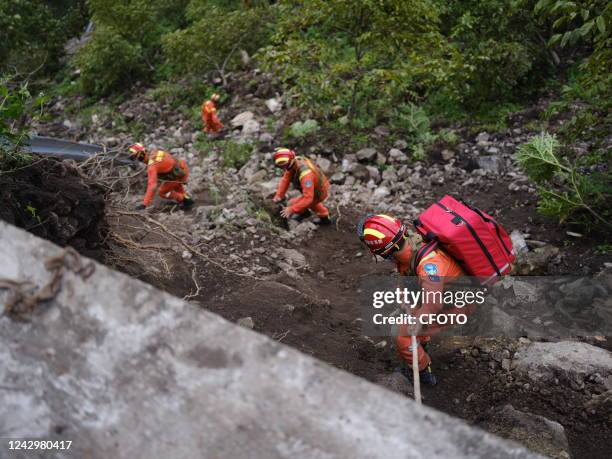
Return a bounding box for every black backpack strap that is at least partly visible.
[412,240,439,274]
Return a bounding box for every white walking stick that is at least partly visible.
[412,334,422,405]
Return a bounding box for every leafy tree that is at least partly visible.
[260,0,449,128]
[0,0,77,74]
[535,0,611,97]
[74,0,190,96]
[163,2,274,85]
[436,0,548,107]
[516,132,610,228]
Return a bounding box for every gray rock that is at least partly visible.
[389,148,408,163]
[356,148,378,162]
[259,132,274,143]
[510,230,529,255]
[375,372,413,397]
[441,149,455,161]
[373,186,390,199]
[394,139,409,149]
[477,156,502,174]
[231,111,255,127]
[350,164,370,182]
[487,146,500,154]
[237,316,255,329]
[514,245,559,275]
[479,405,570,459]
[476,132,490,144]
[250,177,280,198]
[366,165,381,183]
[330,172,346,184]
[382,168,398,183]
[317,157,333,174]
[290,221,317,239]
[265,98,282,113]
[242,119,261,137]
[247,169,267,184]
[586,390,612,423]
[278,248,307,267]
[514,341,612,385]
[374,126,390,136]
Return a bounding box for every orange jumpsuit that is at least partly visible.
[395,248,465,370]
[201,100,223,133]
[273,157,330,217]
[142,149,190,207]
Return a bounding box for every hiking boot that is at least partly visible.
[312,215,331,226]
[419,364,438,386]
[181,195,195,209]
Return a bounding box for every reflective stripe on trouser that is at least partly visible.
[396,335,431,371]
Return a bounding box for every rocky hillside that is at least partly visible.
[26,66,612,458]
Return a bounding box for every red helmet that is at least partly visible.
[128,143,147,162]
[273,147,296,169]
[357,214,407,258]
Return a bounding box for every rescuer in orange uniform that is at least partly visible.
[128,143,194,210]
[201,93,223,134]
[272,147,331,225]
[358,214,465,386]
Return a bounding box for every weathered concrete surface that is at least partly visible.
[0,221,540,459]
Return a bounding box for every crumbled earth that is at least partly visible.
[0,158,106,261]
[28,69,612,458]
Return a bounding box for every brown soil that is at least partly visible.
[108,199,611,459]
[0,158,107,261]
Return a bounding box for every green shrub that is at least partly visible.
[0,75,46,170]
[535,0,611,100]
[260,0,448,126]
[437,0,546,107]
[74,0,190,96]
[516,132,610,228]
[220,141,252,169]
[0,0,86,74]
[288,119,320,140]
[74,26,144,96]
[163,4,275,82]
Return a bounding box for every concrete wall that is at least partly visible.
[0,221,540,459]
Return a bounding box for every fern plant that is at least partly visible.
[516,132,611,228]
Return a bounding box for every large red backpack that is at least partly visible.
[413,195,515,285]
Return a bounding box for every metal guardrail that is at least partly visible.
[24,136,132,165]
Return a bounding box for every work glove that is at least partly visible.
[135,204,147,211]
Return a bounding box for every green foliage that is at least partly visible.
[0,0,87,74]
[516,132,611,228]
[287,119,320,141]
[195,136,252,169]
[261,0,449,127]
[162,3,274,81]
[0,75,46,170]
[536,0,611,98]
[219,141,252,169]
[438,0,546,107]
[74,0,190,96]
[74,26,144,96]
